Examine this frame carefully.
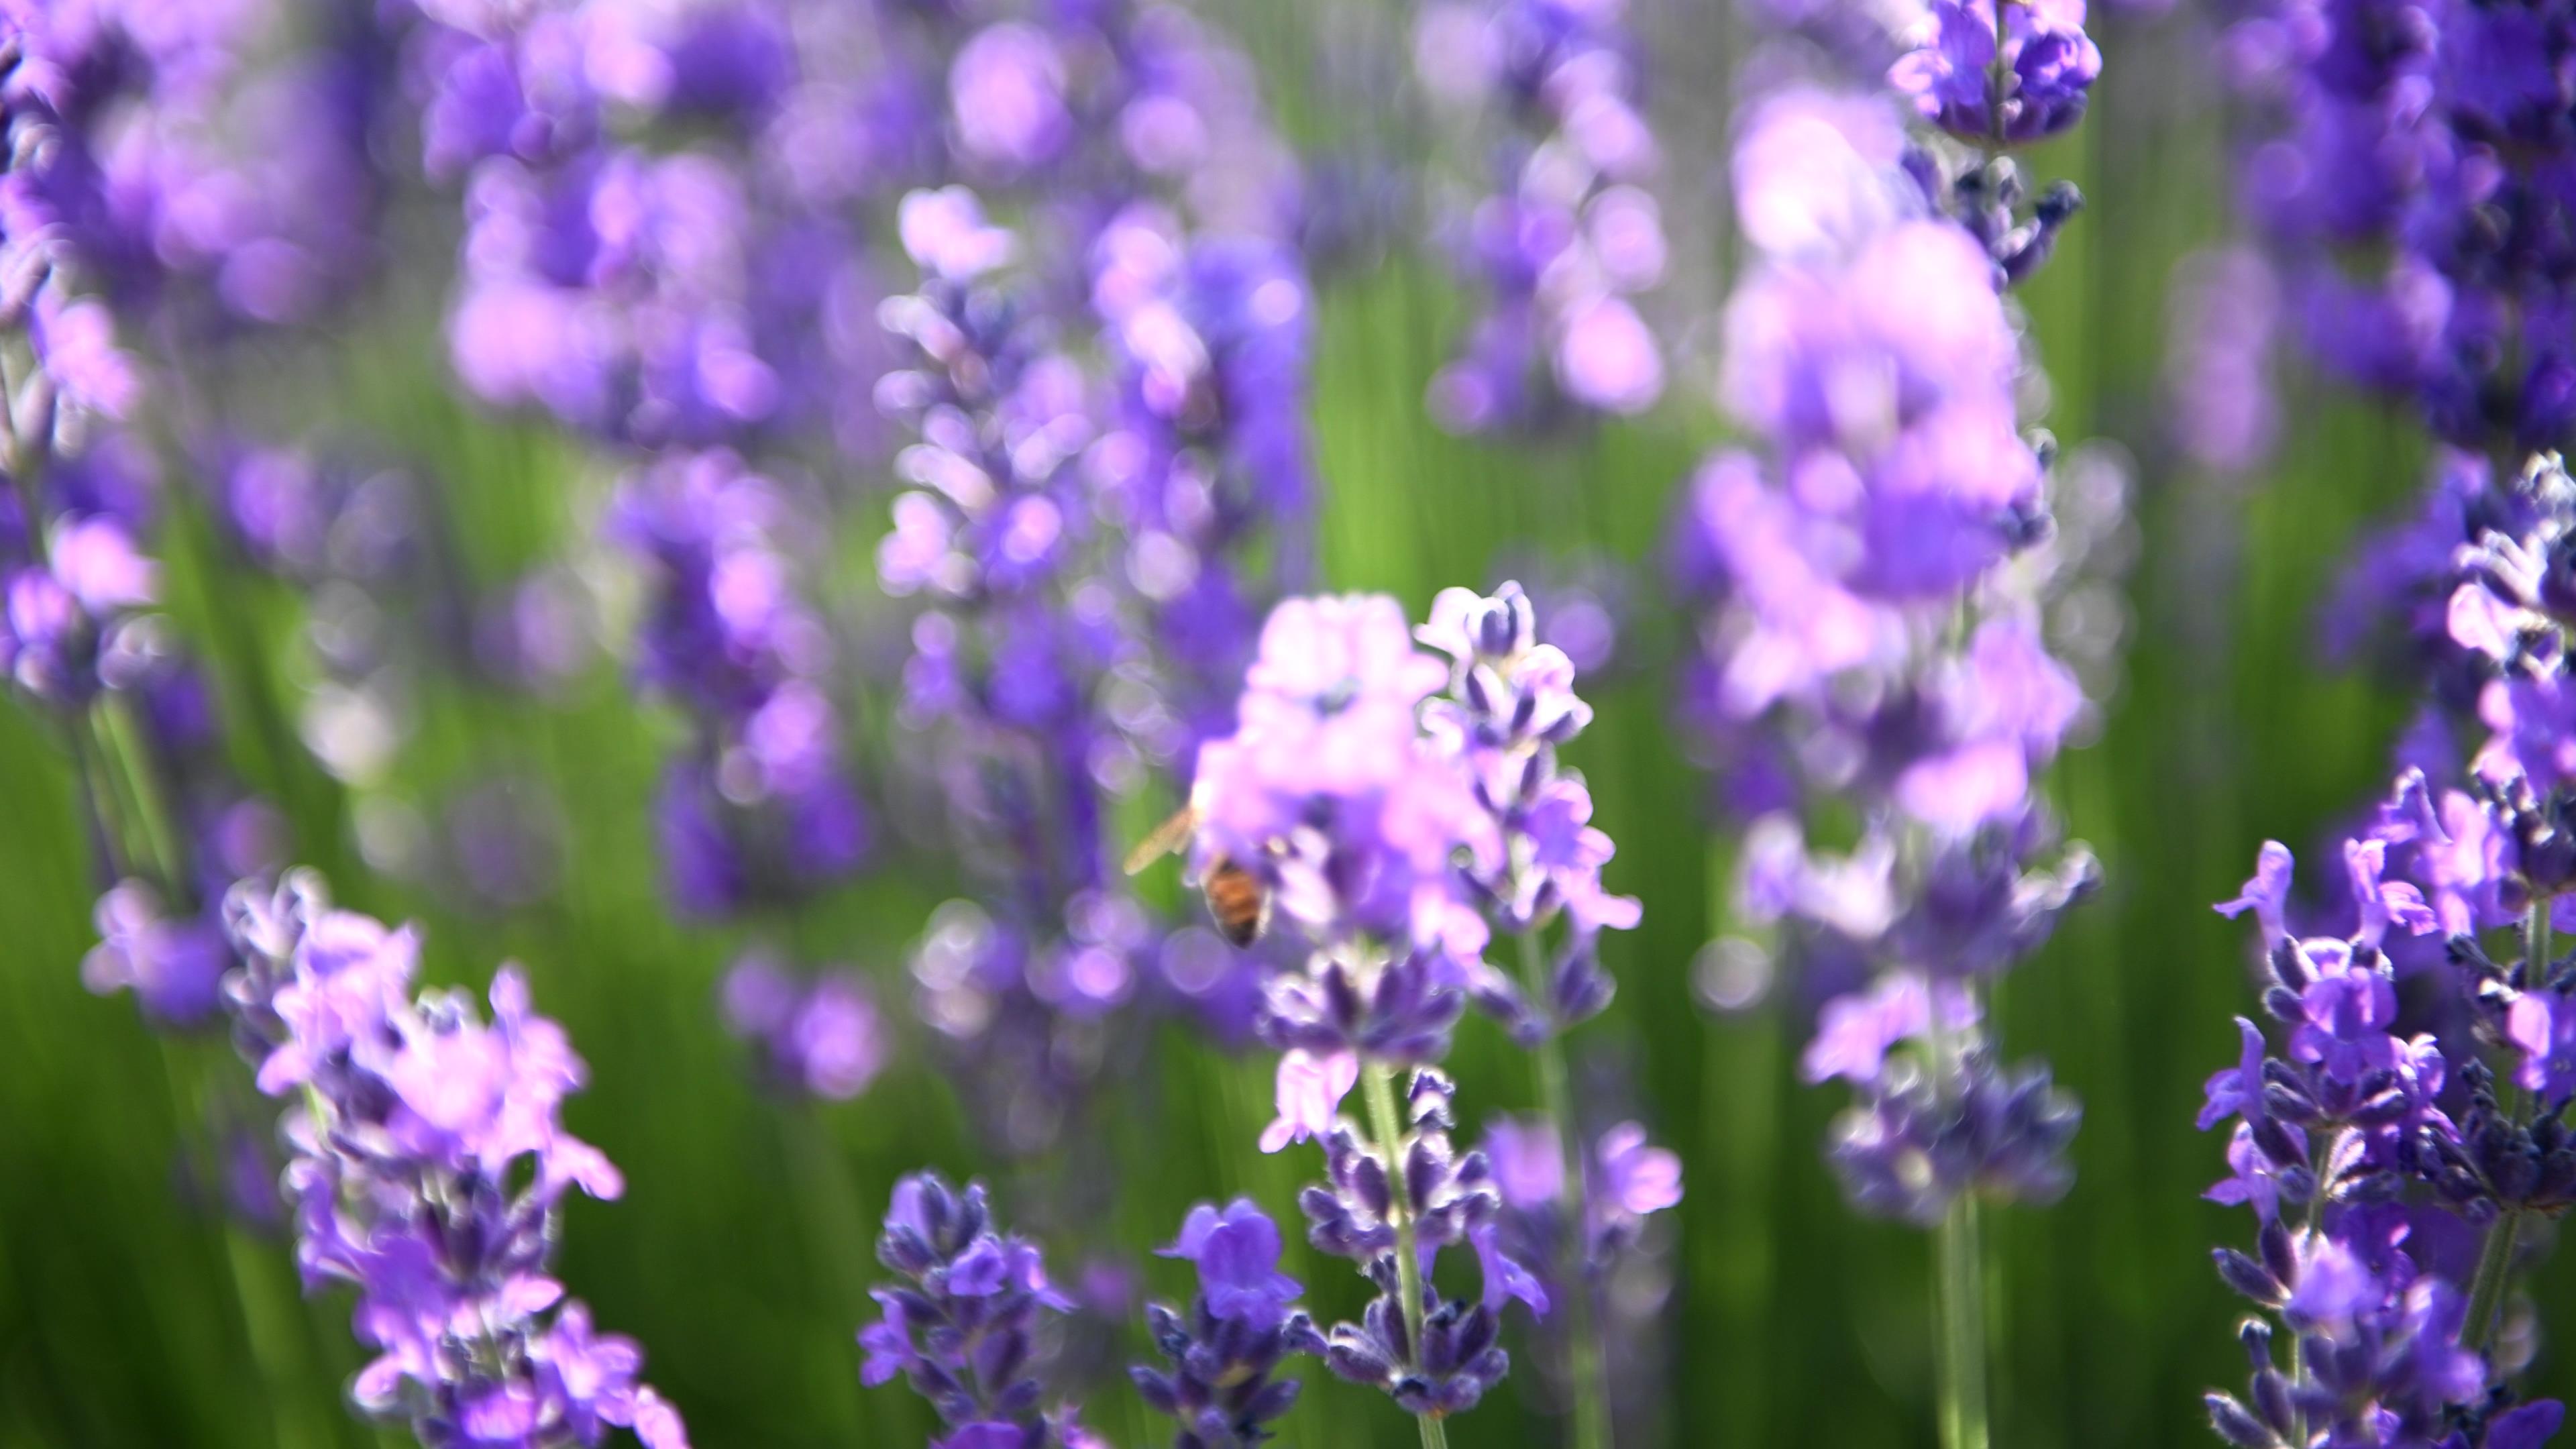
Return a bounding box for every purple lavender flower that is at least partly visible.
[609,450,868,915]
[1416,0,1668,432]
[2202,724,2576,1448]
[2216,0,2575,451]
[1296,1069,1536,1417]
[1679,66,2104,1449]
[1089,208,1318,767]
[860,1171,1094,1448]
[81,879,230,1027]
[1888,0,2101,144]
[1827,1048,2081,1224]
[1131,1199,1326,1446]
[720,955,888,1102]
[2164,246,2284,474]
[222,872,689,1449]
[1482,1116,1682,1276]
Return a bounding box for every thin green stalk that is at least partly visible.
[781,1107,879,1438]
[40,484,315,1443]
[158,1044,324,1449]
[1514,930,1612,1449]
[1989,0,2012,150]
[1362,1063,1453,1449]
[93,692,191,898]
[2463,1208,2524,1354]
[1920,977,1990,1449]
[2465,902,2554,1351]
[1935,1193,1992,1449]
[2290,1144,2329,1447]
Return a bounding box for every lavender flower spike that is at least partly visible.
[223,871,689,1449]
[861,1172,1095,1449]
[1132,1199,1326,1447]
[1178,592,1572,1443]
[1889,0,2101,145]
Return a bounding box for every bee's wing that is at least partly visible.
[1122,806,1201,877]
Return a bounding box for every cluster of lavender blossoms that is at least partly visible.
[0,3,329,1048]
[1130,1198,1326,1447]
[610,451,868,919]
[1171,586,1665,1438]
[1680,80,2098,1228]
[1676,4,2103,1436]
[879,168,1316,1153]
[1888,0,2101,145]
[1414,0,1668,432]
[859,1171,1099,1449]
[2188,0,2576,1436]
[2199,453,2576,1449]
[877,187,1156,1150]
[2211,0,2576,450]
[225,871,688,1449]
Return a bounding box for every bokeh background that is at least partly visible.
[0,1,2551,1446]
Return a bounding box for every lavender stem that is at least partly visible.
[1515,929,1612,1449]
[1921,977,1991,1449]
[2464,1208,2525,1354]
[1362,1061,1454,1449]
[93,693,189,898]
[153,1040,320,1449]
[1935,1194,1993,1449]
[2466,903,2553,1350]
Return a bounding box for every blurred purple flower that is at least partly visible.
[721,956,888,1102]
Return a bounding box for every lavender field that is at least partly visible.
[1,0,2571,1446]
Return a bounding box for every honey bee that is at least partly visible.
[1124,803,1272,949]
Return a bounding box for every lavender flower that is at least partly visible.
[1888,0,2101,144]
[1680,16,2106,1440]
[859,1171,1096,1449]
[873,188,1161,1153]
[2213,0,2576,451]
[1301,1069,1534,1417]
[1131,1199,1326,1447]
[2199,834,2568,1448]
[1679,60,2102,1246]
[82,879,231,1027]
[1089,207,1318,765]
[720,955,888,1102]
[1481,1116,1682,1282]
[1176,594,1572,1433]
[223,871,690,1449]
[1417,579,1641,1441]
[2164,246,2284,475]
[608,450,869,916]
[1415,0,1668,431]
[2196,447,2576,1447]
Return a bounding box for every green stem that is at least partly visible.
[1989,0,2012,150]
[158,1043,323,1449]
[1920,977,1990,1449]
[93,692,191,899]
[2289,1148,2328,1447]
[781,1106,880,1438]
[1362,1063,1452,1449]
[1935,1193,1992,1449]
[1515,932,1611,1449]
[2464,1208,2524,1354]
[2465,902,2555,1352]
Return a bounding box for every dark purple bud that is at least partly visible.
[2216,1248,2283,1305]
[2251,1367,2295,1436]
[1129,1366,1179,1414]
[2206,1392,2278,1448]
